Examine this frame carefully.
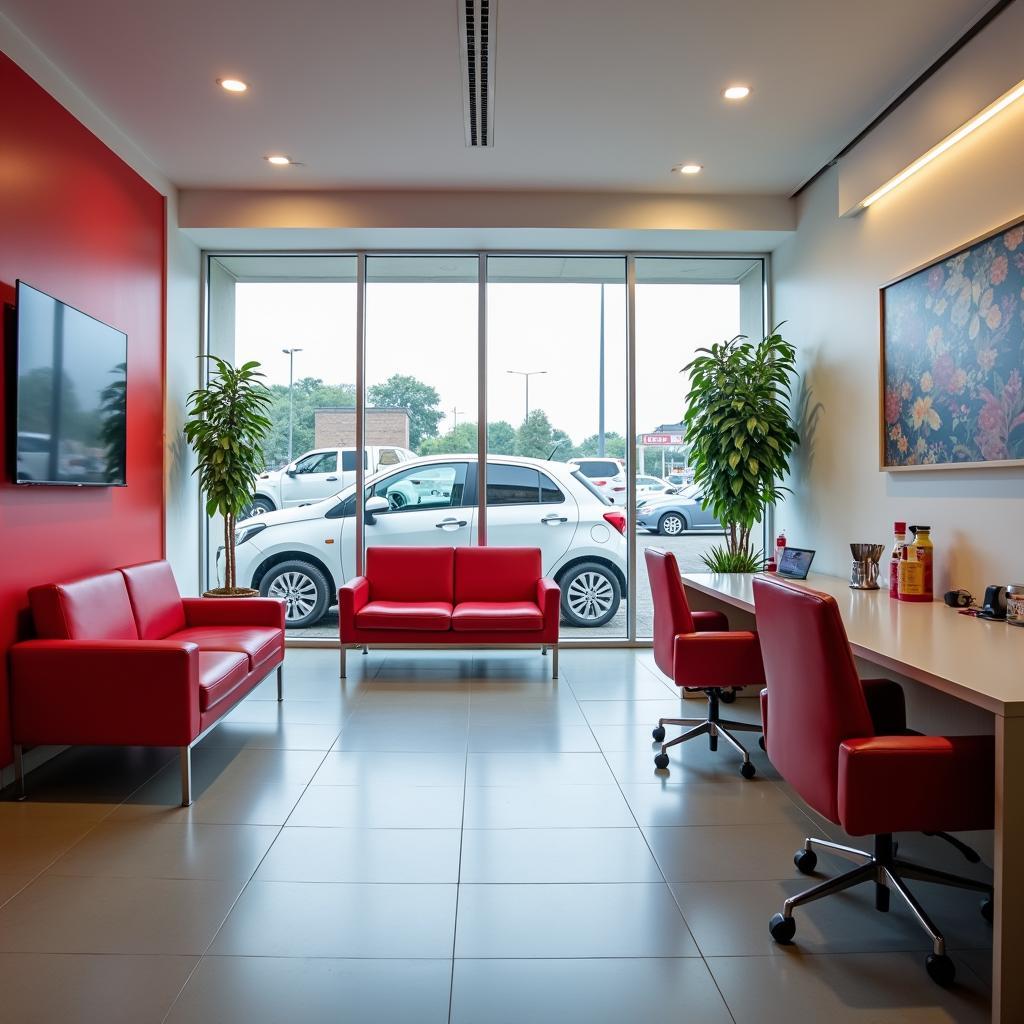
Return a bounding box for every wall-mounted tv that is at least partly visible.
[13,281,127,486]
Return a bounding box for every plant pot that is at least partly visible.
[203,587,260,598]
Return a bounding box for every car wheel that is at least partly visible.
[241,495,275,519]
[659,512,687,536]
[260,560,330,628]
[558,561,621,628]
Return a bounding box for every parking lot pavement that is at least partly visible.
[289,531,723,642]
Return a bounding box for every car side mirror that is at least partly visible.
[364,495,389,524]
[286,465,297,477]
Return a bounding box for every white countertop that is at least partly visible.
[681,572,1024,717]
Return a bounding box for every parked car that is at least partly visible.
[635,475,677,502]
[567,457,627,505]
[635,488,721,535]
[224,455,628,630]
[244,445,415,515]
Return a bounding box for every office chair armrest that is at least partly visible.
[673,631,766,690]
[691,610,729,632]
[839,734,995,836]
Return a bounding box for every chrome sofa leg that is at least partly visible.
[552,645,559,679]
[12,744,25,800]
[276,664,284,702]
[180,746,192,807]
[340,646,347,679]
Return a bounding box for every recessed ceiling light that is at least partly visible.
[266,155,292,166]
[218,78,248,93]
[677,163,703,175]
[723,85,751,100]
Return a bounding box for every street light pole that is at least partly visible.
[282,347,303,462]
[598,283,606,456]
[507,369,546,423]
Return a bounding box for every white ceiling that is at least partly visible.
[1,0,995,194]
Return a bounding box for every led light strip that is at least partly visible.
[861,78,1024,208]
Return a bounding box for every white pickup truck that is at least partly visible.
[246,445,415,514]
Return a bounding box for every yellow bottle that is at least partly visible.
[909,525,934,600]
[897,545,928,603]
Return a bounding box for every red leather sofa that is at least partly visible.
[9,560,285,806]
[339,546,560,677]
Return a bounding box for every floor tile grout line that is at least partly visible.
[158,659,378,1024]
[447,721,472,1023]
[575,668,739,1024]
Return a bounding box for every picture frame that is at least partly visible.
[879,214,1024,471]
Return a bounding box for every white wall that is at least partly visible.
[773,97,1024,595]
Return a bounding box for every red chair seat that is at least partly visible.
[198,651,250,712]
[355,601,453,631]
[167,626,282,670]
[452,601,544,632]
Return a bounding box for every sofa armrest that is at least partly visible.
[839,734,994,836]
[536,577,560,634]
[10,640,202,747]
[339,577,370,640]
[181,597,285,629]
[672,631,765,690]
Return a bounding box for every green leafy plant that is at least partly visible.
[184,357,273,593]
[683,327,799,569]
[699,543,765,574]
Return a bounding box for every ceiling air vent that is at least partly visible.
[458,0,496,146]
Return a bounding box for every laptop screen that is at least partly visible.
[777,547,815,580]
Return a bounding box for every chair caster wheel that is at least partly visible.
[769,912,796,944]
[720,688,737,704]
[654,753,670,770]
[652,726,666,742]
[980,897,993,924]
[925,953,955,987]
[758,735,766,751]
[793,848,818,874]
[740,761,756,779]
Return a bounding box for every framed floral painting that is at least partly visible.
[880,215,1024,470]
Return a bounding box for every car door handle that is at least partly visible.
[435,517,468,529]
[540,514,569,524]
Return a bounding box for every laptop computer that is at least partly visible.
[777,546,815,580]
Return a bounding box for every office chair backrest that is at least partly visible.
[645,547,695,678]
[752,575,875,824]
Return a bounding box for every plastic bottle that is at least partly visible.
[897,544,928,602]
[909,525,933,601]
[889,521,907,599]
[775,530,787,567]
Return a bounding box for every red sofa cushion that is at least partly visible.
[121,561,187,640]
[198,651,251,712]
[29,571,138,641]
[355,601,453,631]
[366,547,455,603]
[454,548,541,603]
[166,626,282,669]
[452,601,544,632]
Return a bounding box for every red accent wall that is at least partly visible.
[0,52,166,768]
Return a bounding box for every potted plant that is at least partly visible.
[185,357,273,596]
[683,327,800,572]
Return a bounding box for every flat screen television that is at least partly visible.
[13,281,127,486]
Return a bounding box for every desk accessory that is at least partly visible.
[850,543,884,590]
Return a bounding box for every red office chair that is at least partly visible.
[646,547,765,778]
[753,574,994,986]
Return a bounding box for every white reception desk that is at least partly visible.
[681,571,1024,1023]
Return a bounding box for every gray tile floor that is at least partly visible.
[0,648,994,1023]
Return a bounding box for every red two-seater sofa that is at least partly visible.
[339,547,560,677]
[9,560,285,806]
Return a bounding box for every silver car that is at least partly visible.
[635,488,721,536]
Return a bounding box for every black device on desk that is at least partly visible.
[777,547,815,580]
[977,585,1007,621]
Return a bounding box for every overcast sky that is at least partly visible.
[233,280,741,444]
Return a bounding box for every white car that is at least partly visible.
[566,457,628,506]
[227,455,628,630]
[246,445,415,515]
[636,475,676,499]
